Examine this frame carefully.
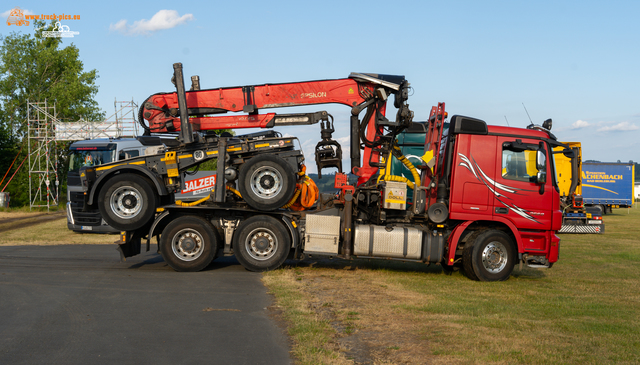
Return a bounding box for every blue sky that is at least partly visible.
[2,0,639,171]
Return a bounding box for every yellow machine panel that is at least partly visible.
[554,142,582,197]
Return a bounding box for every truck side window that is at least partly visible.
[502,149,536,182]
[118,149,140,160]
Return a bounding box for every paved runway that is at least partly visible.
[0,244,291,364]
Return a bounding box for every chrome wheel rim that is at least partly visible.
[249,166,283,200]
[110,186,143,219]
[171,228,205,261]
[245,227,277,261]
[481,241,508,273]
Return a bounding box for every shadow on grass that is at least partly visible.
[283,256,446,276]
[510,266,548,279]
[283,256,551,281]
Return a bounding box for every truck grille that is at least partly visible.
[69,191,103,225]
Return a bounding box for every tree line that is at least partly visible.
[0,20,103,206]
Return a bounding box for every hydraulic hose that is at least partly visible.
[175,194,210,207]
[392,145,421,188]
[376,153,393,185]
[227,186,242,198]
[282,165,319,211]
[385,175,415,190]
[174,186,243,207]
[377,149,416,190]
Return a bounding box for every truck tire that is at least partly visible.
[238,155,296,211]
[98,173,157,231]
[462,230,515,282]
[459,230,485,280]
[160,215,219,272]
[232,215,290,272]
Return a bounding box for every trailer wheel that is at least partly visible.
[160,215,218,272]
[238,155,296,211]
[98,173,157,231]
[233,215,290,272]
[462,230,515,282]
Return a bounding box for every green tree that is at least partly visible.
[0,20,103,206]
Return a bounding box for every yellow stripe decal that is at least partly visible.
[582,184,619,195]
[96,164,124,171]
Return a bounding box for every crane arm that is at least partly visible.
[141,64,414,185]
[141,78,370,133]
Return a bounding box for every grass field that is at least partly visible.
[0,210,115,246]
[263,207,640,364]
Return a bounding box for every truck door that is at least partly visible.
[493,137,553,231]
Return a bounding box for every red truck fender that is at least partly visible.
[446,219,525,265]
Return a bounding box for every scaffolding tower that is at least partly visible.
[27,100,59,211]
[25,99,138,211]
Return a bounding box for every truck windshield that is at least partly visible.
[68,148,116,172]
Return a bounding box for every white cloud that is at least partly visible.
[571,120,590,129]
[2,7,34,18]
[597,121,639,132]
[110,10,194,35]
[109,19,127,32]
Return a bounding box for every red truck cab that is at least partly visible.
[434,115,563,280]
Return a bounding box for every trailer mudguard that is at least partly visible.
[149,210,172,252]
[87,164,168,206]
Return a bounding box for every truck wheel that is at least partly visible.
[98,173,157,231]
[238,155,296,211]
[462,230,515,282]
[160,215,219,272]
[232,215,290,272]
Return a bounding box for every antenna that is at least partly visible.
[522,103,533,124]
[504,115,510,126]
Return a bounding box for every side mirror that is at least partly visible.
[536,149,547,171]
[535,143,547,194]
[562,148,575,159]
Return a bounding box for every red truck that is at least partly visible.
[80,64,575,281]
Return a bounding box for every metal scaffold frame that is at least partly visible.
[113,99,139,138]
[54,98,139,140]
[27,100,59,211]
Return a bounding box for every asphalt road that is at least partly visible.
[0,244,291,364]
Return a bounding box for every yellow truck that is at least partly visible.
[554,142,604,233]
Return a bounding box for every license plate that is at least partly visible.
[588,220,602,225]
[81,226,93,231]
